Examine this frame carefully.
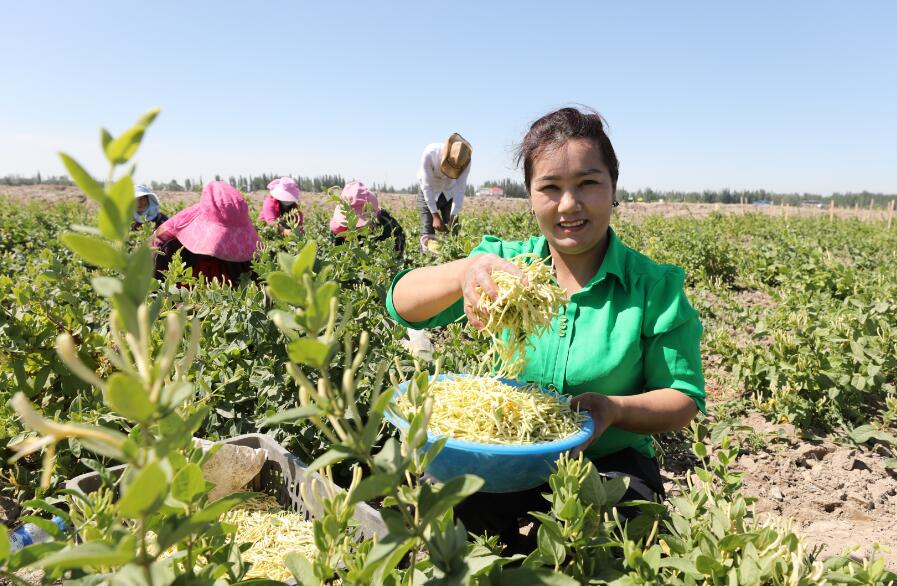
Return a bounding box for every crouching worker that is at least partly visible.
[259,177,304,236]
[330,181,405,258]
[387,107,705,553]
[153,181,261,284]
[132,184,168,230]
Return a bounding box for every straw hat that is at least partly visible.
[439,133,472,179]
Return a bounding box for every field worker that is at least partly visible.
[132,183,168,230]
[330,181,406,257]
[152,181,261,284]
[417,133,472,252]
[259,177,304,235]
[387,107,704,552]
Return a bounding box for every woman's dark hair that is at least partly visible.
[515,107,619,192]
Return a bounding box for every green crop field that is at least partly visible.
[1,113,896,584]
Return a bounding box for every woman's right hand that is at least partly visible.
[432,212,446,232]
[458,254,526,329]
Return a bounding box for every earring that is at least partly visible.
[530,209,536,216]
[612,200,620,208]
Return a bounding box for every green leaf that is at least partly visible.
[306,445,355,473]
[108,174,135,238]
[718,532,756,552]
[118,461,167,518]
[192,492,256,523]
[658,557,702,578]
[267,272,306,305]
[160,381,195,409]
[100,128,113,152]
[642,544,661,572]
[738,554,762,584]
[104,108,160,164]
[359,409,386,449]
[91,276,123,298]
[419,475,484,527]
[536,524,566,566]
[135,108,161,128]
[0,526,9,563]
[35,539,135,570]
[849,424,897,446]
[123,245,154,304]
[171,463,206,504]
[105,373,154,421]
[369,386,395,416]
[579,466,606,506]
[112,292,140,337]
[692,441,708,458]
[292,241,317,278]
[284,551,317,586]
[60,233,126,269]
[602,475,629,506]
[78,434,126,461]
[349,471,404,505]
[360,531,414,583]
[260,405,323,427]
[314,281,339,314]
[106,126,144,164]
[58,152,105,202]
[96,198,126,241]
[372,438,403,474]
[419,437,448,470]
[696,554,725,576]
[22,499,70,523]
[276,252,296,273]
[287,338,332,369]
[9,542,66,568]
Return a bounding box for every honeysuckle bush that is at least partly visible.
[725,216,897,440]
[1,111,897,582]
[1,109,269,584]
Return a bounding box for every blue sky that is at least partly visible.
[2,1,895,194]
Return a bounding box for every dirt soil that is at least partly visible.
[2,185,893,223]
[732,414,896,568]
[0,494,21,528]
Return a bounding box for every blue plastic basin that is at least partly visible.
[384,374,594,493]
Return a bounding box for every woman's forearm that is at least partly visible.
[607,388,698,434]
[573,388,698,442]
[391,257,473,323]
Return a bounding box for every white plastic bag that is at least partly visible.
[193,438,267,500]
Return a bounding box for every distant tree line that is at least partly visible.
[149,174,351,194]
[474,180,896,209]
[3,173,893,208]
[614,188,897,209]
[1,173,73,186]
[145,174,421,194]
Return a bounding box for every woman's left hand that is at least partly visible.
[569,393,620,457]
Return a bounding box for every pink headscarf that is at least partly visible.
[154,181,261,262]
[329,181,381,235]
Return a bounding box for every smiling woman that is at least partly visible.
[386,106,705,552]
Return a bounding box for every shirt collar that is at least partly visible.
[536,227,629,294]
